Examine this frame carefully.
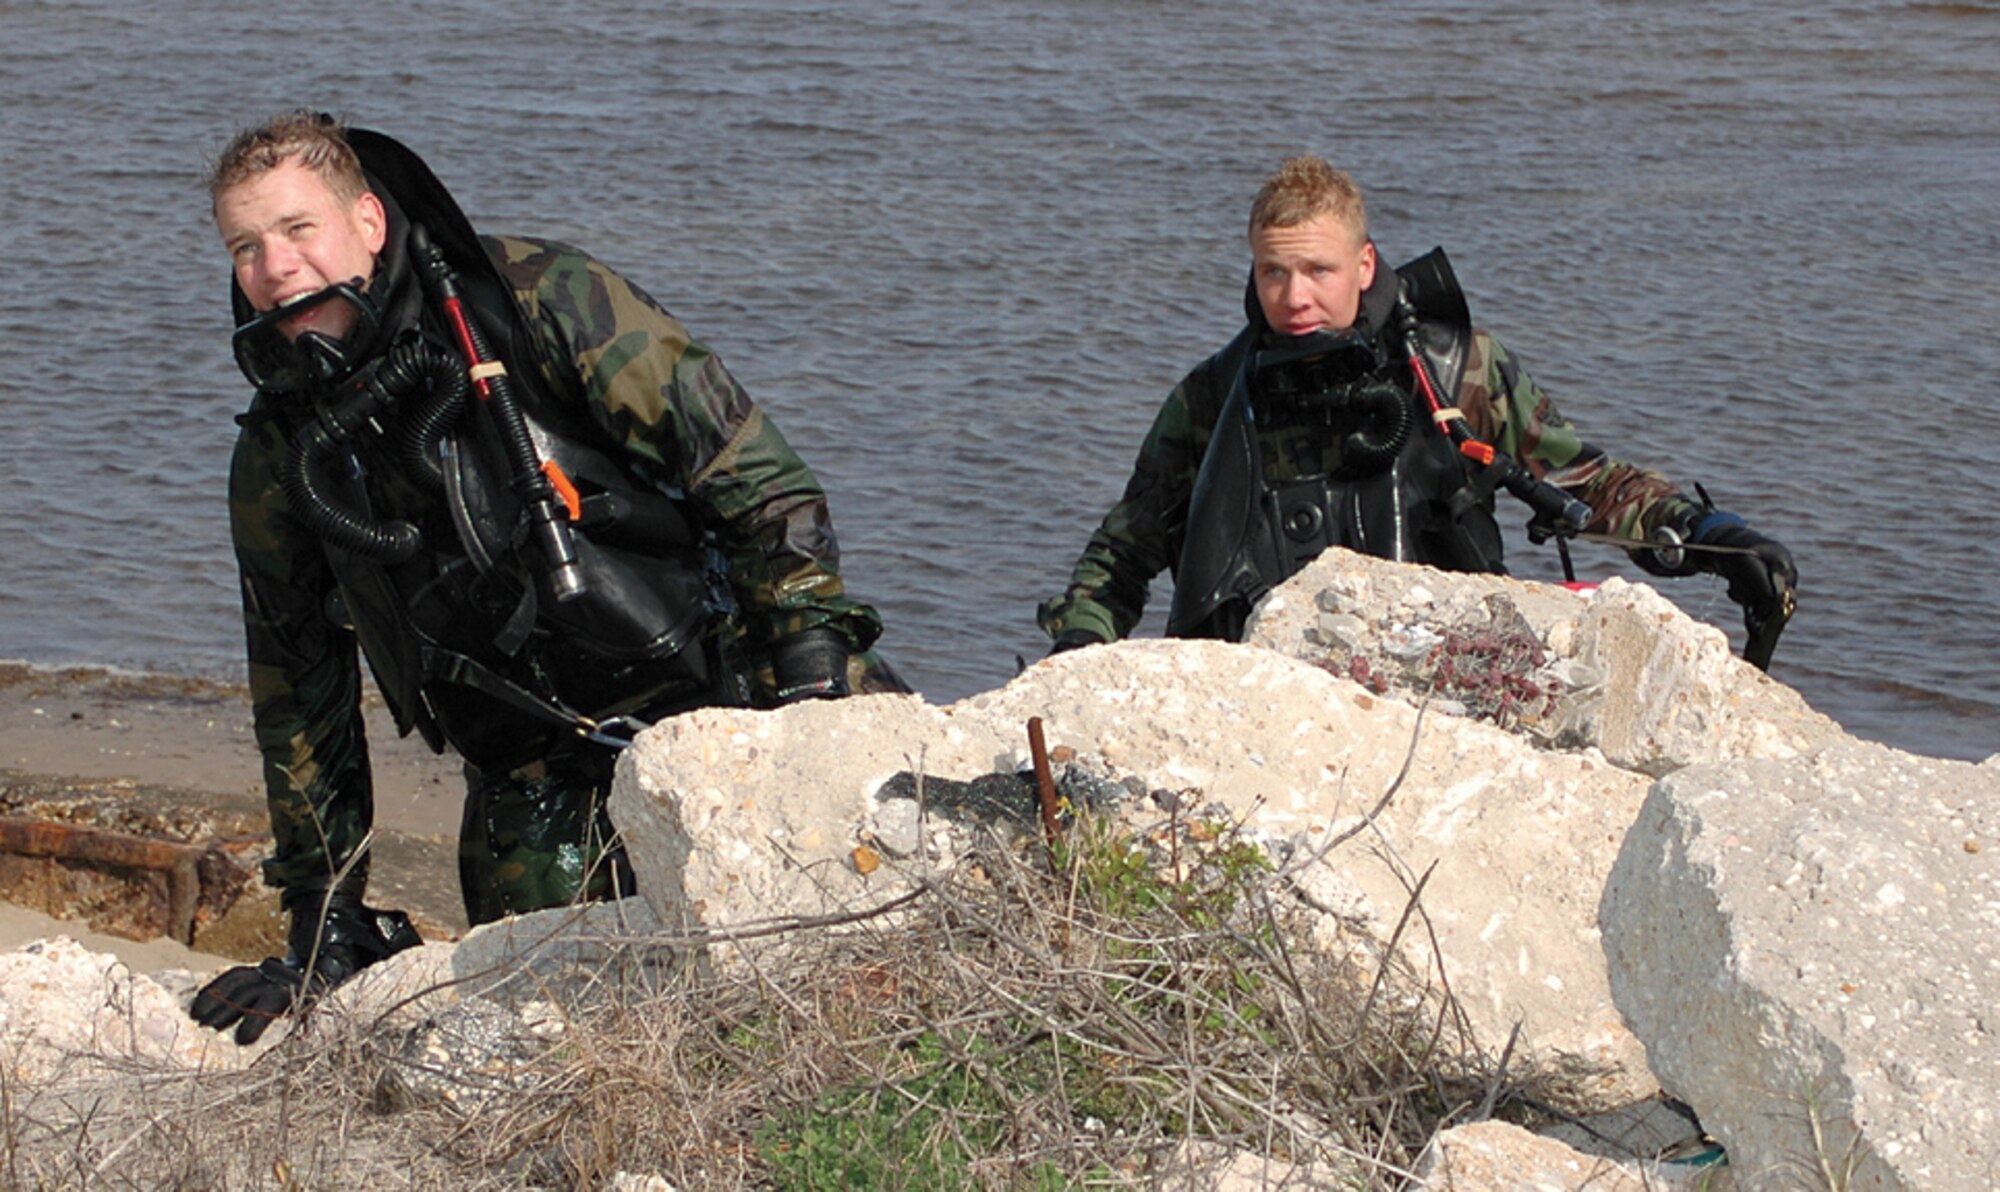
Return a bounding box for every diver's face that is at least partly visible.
[1251,214,1377,336]
[215,160,385,341]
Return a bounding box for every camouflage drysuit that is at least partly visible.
[231,150,884,927]
[1038,249,1698,645]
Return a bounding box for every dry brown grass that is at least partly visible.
[0,807,1582,1190]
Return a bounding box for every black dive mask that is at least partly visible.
[231,278,383,393]
[1250,326,1383,401]
[1250,324,1412,479]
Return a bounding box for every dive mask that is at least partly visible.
[1250,326,1383,401]
[1251,325,1412,477]
[231,278,382,392]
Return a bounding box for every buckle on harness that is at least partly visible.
[579,715,652,751]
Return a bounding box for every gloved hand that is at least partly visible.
[1695,515,1798,612]
[189,895,422,1045]
[1046,629,1105,657]
[1693,512,1798,670]
[771,625,852,704]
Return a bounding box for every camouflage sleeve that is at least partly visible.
[229,407,377,898]
[1457,330,1699,541]
[1037,370,1214,642]
[490,237,882,652]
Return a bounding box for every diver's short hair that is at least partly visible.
[1248,155,1367,243]
[208,110,369,206]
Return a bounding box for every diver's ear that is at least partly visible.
[1357,239,1377,290]
[355,191,388,256]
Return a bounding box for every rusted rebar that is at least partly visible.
[1026,717,1062,848]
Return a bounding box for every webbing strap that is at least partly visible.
[420,644,593,734]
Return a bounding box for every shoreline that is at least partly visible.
[0,660,470,970]
[0,660,465,837]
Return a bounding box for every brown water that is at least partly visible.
[2,0,1996,760]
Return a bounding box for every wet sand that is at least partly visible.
[0,661,470,971]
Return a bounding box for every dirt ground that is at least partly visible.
[0,661,471,970]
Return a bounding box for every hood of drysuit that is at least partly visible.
[1237,244,1474,435]
[228,183,424,399]
[1239,241,1402,356]
[227,126,527,400]
[344,127,547,396]
[1166,245,1473,638]
[1211,244,1418,491]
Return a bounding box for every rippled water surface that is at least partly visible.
[2,0,1996,760]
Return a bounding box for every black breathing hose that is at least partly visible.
[276,334,474,561]
[379,337,470,490]
[280,384,423,563]
[1337,381,1414,476]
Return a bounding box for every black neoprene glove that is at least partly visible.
[770,625,852,704]
[1695,515,1798,612]
[189,894,422,1045]
[1692,512,1799,670]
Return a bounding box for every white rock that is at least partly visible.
[1602,741,2000,1189]
[616,637,1663,1104]
[0,936,247,1078]
[1412,1120,1727,1190]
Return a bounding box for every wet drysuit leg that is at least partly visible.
[457,740,636,926]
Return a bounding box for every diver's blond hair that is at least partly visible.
[1248,155,1367,243]
[209,110,369,207]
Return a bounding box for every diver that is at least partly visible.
[190,111,902,1045]
[1038,155,1797,661]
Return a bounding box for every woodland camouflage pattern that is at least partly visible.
[1038,327,1698,645]
[232,235,880,917]
[495,235,877,647]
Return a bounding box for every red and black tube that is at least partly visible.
[1393,292,1591,541]
[408,224,587,603]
